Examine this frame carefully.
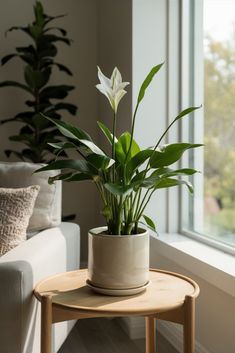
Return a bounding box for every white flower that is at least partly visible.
[96,66,129,113]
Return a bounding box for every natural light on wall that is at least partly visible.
[199,0,235,246]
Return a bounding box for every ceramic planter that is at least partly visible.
[87,226,149,295]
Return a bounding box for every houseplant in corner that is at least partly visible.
[0,1,77,163]
[36,64,202,295]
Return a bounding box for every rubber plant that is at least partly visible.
[0,1,77,163]
[36,64,202,234]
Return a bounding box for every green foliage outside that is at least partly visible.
[0,1,77,163]
[204,36,235,236]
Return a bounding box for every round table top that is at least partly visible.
[34,269,199,315]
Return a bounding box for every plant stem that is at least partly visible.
[125,102,139,162]
[112,111,117,160]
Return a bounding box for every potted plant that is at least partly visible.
[36,64,202,295]
[0,1,77,163]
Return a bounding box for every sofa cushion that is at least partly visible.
[0,185,40,256]
[0,162,62,231]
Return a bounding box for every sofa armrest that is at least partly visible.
[0,222,80,353]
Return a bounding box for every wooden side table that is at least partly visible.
[34,269,199,353]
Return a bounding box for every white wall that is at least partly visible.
[0,0,100,262]
[150,242,235,353]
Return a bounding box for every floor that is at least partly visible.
[59,318,177,353]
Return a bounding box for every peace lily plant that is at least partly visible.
[36,64,202,236]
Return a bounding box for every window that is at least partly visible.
[182,0,235,251]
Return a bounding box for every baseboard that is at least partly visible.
[118,317,211,353]
[157,321,211,353]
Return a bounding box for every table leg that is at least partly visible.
[183,296,195,353]
[41,295,52,353]
[145,317,156,353]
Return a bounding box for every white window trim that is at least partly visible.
[178,0,235,256]
[150,232,235,298]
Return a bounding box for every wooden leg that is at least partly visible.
[41,295,52,353]
[145,316,156,353]
[183,296,195,353]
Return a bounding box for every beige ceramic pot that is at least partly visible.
[87,226,149,295]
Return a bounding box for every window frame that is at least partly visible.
[179,0,235,256]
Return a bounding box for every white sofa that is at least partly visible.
[0,222,80,353]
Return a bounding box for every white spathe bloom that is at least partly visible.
[96,66,129,113]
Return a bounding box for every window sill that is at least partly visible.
[150,232,235,297]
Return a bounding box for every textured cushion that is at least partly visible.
[0,185,40,256]
[0,162,62,231]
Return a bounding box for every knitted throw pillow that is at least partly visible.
[0,185,40,256]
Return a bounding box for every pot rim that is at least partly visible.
[89,226,149,238]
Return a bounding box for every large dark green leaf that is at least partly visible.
[150,143,203,168]
[1,54,18,66]
[47,103,77,115]
[34,1,45,27]
[44,27,67,36]
[52,62,72,76]
[126,149,153,178]
[39,43,57,58]
[97,121,117,145]
[115,132,140,164]
[41,115,92,141]
[38,34,71,47]
[48,141,78,150]
[154,178,193,193]
[5,26,31,38]
[142,215,156,231]
[35,159,97,175]
[79,139,105,155]
[137,63,164,104]
[44,14,67,26]
[48,172,91,184]
[40,85,74,100]
[9,134,33,144]
[24,66,51,89]
[152,167,198,178]
[87,153,115,170]
[104,183,133,197]
[0,81,33,94]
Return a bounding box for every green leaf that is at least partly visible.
[79,139,105,155]
[41,115,92,141]
[156,167,198,177]
[44,14,67,25]
[53,62,72,75]
[24,66,51,89]
[47,103,77,115]
[104,183,133,197]
[126,149,153,178]
[48,172,91,184]
[34,1,45,27]
[5,26,31,39]
[97,121,117,144]
[143,215,156,231]
[40,85,74,100]
[35,159,97,175]
[154,178,194,193]
[39,34,71,46]
[115,132,140,164]
[150,143,203,168]
[173,106,201,123]
[87,154,115,170]
[48,141,78,150]
[137,63,164,104]
[1,54,18,66]
[0,80,33,94]
[44,27,67,36]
